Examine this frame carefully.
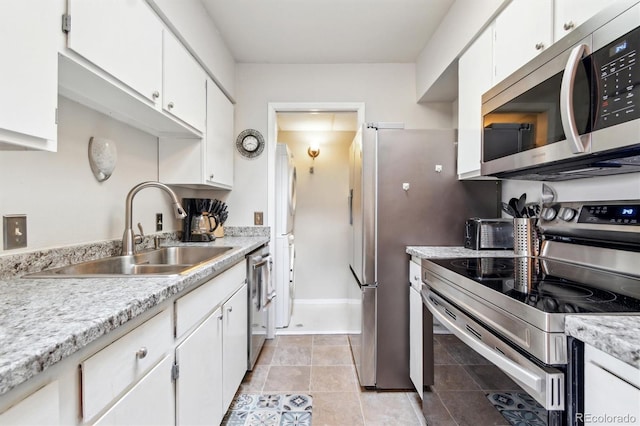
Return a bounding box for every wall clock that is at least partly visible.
[236,129,265,158]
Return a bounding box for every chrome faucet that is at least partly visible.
[121,181,187,256]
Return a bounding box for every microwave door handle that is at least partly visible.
[560,43,591,154]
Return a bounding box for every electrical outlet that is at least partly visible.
[254,211,264,226]
[156,213,163,231]
[3,215,27,250]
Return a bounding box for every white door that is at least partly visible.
[175,307,224,426]
[222,285,248,412]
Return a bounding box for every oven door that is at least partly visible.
[423,288,565,411]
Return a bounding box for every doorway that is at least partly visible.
[267,103,364,334]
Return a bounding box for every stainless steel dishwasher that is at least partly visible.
[247,245,274,370]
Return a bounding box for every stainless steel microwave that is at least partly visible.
[481,0,640,181]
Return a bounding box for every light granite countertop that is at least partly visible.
[409,246,640,369]
[0,235,269,396]
[406,246,518,259]
[565,315,640,369]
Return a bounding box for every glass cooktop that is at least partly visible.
[428,257,640,314]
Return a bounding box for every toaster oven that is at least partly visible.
[464,218,514,250]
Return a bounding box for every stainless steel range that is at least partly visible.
[421,200,640,425]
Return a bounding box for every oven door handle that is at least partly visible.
[424,293,542,392]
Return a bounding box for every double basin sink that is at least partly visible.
[25,246,233,278]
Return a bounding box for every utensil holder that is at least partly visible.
[513,218,540,256]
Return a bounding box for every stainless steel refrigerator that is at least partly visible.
[348,124,500,389]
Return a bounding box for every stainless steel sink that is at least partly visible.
[24,246,233,278]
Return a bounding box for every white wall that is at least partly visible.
[502,174,640,208]
[416,0,508,101]
[227,63,455,227]
[277,131,354,300]
[0,97,189,253]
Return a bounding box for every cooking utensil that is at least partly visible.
[509,198,521,218]
[541,183,556,204]
[517,193,527,217]
[502,202,518,218]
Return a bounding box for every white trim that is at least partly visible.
[294,298,360,305]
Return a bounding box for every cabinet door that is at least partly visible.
[206,79,235,189]
[554,0,608,42]
[409,285,423,399]
[0,0,57,151]
[584,344,640,425]
[222,284,248,411]
[457,26,494,179]
[94,356,174,426]
[493,0,553,84]
[67,0,163,104]
[0,381,59,425]
[176,307,224,426]
[163,31,206,131]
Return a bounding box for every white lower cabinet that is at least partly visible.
[583,343,640,425]
[81,309,173,421]
[222,284,249,410]
[94,355,175,426]
[176,307,224,425]
[409,259,423,399]
[0,381,59,426]
[173,260,248,425]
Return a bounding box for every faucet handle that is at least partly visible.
[134,223,145,244]
[153,235,166,249]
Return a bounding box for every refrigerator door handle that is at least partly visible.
[348,189,353,225]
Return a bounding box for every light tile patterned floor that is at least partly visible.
[237,334,426,426]
[234,333,537,425]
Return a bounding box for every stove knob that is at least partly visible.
[558,207,577,222]
[541,206,558,221]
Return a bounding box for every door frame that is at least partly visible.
[265,102,365,334]
[266,101,365,243]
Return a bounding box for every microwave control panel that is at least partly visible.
[593,26,639,130]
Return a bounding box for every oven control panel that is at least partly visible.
[578,204,640,225]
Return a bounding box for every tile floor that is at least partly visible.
[236,333,522,425]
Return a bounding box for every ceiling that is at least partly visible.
[201,0,455,64]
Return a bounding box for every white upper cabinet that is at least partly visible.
[162,31,206,132]
[554,0,610,41]
[205,79,234,189]
[66,0,163,105]
[158,79,234,189]
[0,0,58,151]
[458,25,494,179]
[61,0,205,137]
[493,0,553,84]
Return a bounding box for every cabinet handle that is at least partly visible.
[218,313,224,321]
[226,306,233,313]
[535,43,544,51]
[209,174,214,180]
[152,91,160,99]
[168,102,175,109]
[563,21,575,31]
[136,347,148,359]
[414,276,420,281]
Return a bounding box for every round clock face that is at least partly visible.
[236,129,265,158]
[242,135,259,152]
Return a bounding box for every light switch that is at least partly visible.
[3,215,27,250]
